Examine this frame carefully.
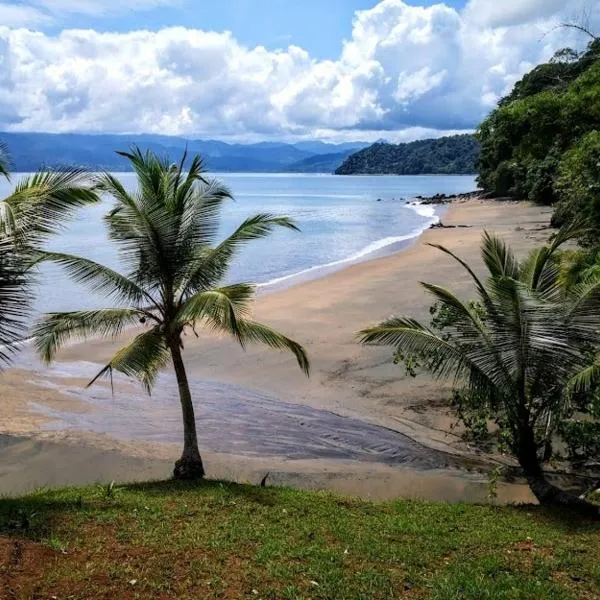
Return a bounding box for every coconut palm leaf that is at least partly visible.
[179,214,298,296]
[519,222,583,296]
[177,177,234,249]
[178,284,255,320]
[0,142,11,181]
[481,230,520,279]
[565,279,600,338]
[33,308,149,363]
[0,142,98,368]
[0,236,31,365]
[88,327,170,394]
[176,284,256,343]
[234,320,310,376]
[2,169,98,241]
[359,316,489,384]
[35,251,159,309]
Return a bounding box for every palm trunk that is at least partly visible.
[525,475,599,517]
[169,340,205,480]
[517,425,599,518]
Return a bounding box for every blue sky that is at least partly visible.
[0,0,597,141]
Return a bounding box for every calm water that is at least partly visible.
[0,173,476,316]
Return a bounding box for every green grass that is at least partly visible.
[0,479,598,599]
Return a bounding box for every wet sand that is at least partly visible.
[0,198,552,503]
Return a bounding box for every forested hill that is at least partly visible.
[334,134,479,175]
[477,38,600,209]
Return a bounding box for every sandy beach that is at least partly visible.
[0,198,554,503]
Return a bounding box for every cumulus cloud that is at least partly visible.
[0,0,598,141]
[464,0,570,28]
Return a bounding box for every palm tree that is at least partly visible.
[0,141,98,366]
[34,147,310,480]
[0,142,10,180]
[359,227,600,516]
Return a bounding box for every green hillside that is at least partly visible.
[477,39,600,207]
[335,134,479,175]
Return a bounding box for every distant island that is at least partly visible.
[0,132,368,174]
[335,134,480,175]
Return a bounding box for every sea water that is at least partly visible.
[0,173,476,315]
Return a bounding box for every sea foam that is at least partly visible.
[259,201,440,289]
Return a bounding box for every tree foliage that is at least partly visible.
[359,227,600,513]
[335,134,479,176]
[477,39,600,205]
[552,131,600,245]
[0,141,98,366]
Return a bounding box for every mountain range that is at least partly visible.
[0,132,369,174]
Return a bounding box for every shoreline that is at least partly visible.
[0,197,555,502]
[258,199,444,292]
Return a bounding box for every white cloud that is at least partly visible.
[0,0,598,141]
[0,3,52,27]
[464,0,570,28]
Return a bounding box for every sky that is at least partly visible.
[0,0,598,142]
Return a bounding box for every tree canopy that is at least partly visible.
[0,142,98,366]
[477,39,600,205]
[335,134,479,176]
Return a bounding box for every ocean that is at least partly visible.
[0,173,476,315]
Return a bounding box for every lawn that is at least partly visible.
[0,479,599,599]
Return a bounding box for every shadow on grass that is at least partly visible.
[124,477,282,505]
[0,492,126,542]
[0,477,598,545]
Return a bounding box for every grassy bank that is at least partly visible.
[1,480,599,599]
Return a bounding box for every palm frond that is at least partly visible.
[421,282,486,338]
[567,358,600,394]
[179,214,299,296]
[359,316,491,384]
[33,308,147,364]
[235,319,310,376]
[566,279,600,330]
[176,284,256,342]
[548,219,588,252]
[0,236,31,365]
[520,221,582,295]
[171,152,209,212]
[481,231,519,279]
[176,177,233,250]
[2,169,99,241]
[426,242,495,312]
[35,251,158,309]
[88,327,169,394]
[0,141,11,181]
[519,247,559,298]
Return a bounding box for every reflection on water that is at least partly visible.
[22,358,477,472]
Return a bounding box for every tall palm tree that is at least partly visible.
[0,141,98,366]
[359,227,600,516]
[34,147,310,480]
